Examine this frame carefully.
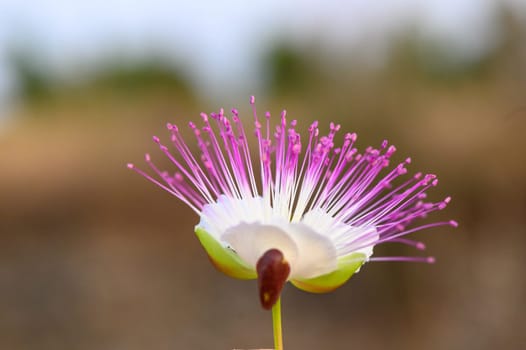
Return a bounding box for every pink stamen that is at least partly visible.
[128,98,456,266]
[370,256,435,263]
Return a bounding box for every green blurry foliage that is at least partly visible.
[262,43,322,96]
[7,47,55,103]
[7,52,195,115]
[387,6,525,86]
[86,59,191,94]
[386,36,495,85]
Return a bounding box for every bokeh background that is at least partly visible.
[1,1,525,349]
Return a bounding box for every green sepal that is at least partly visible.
[291,252,366,293]
[195,227,257,280]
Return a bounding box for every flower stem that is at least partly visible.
[272,297,283,350]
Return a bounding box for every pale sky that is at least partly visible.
[0,0,523,116]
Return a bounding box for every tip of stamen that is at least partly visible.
[126,163,134,169]
[344,133,355,142]
[438,197,450,210]
[427,256,436,264]
[397,165,407,175]
[250,95,255,104]
[152,136,160,144]
[292,143,301,154]
[330,122,340,131]
[416,242,426,250]
[421,174,435,185]
[449,220,459,228]
[145,153,151,161]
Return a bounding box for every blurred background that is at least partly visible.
[1,1,525,349]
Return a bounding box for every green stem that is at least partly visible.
[272,297,283,350]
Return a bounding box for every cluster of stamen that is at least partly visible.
[128,96,456,265]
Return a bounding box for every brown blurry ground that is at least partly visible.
[1,23,526,350]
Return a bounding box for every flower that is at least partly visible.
[127,96,456,308]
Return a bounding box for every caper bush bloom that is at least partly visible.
[128,96,456,305]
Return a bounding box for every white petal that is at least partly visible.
[197,195,267,240]
[301,209,378,260]
[222,222,299,270]
[222,221,338,279]
[285,222,338,278]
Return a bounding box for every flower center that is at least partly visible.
[221,221,338,279]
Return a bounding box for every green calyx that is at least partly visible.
[195,227,257,279]
[195,227,366,292]
[290,252,366,293]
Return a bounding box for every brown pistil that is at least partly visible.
[256,249,290,310]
